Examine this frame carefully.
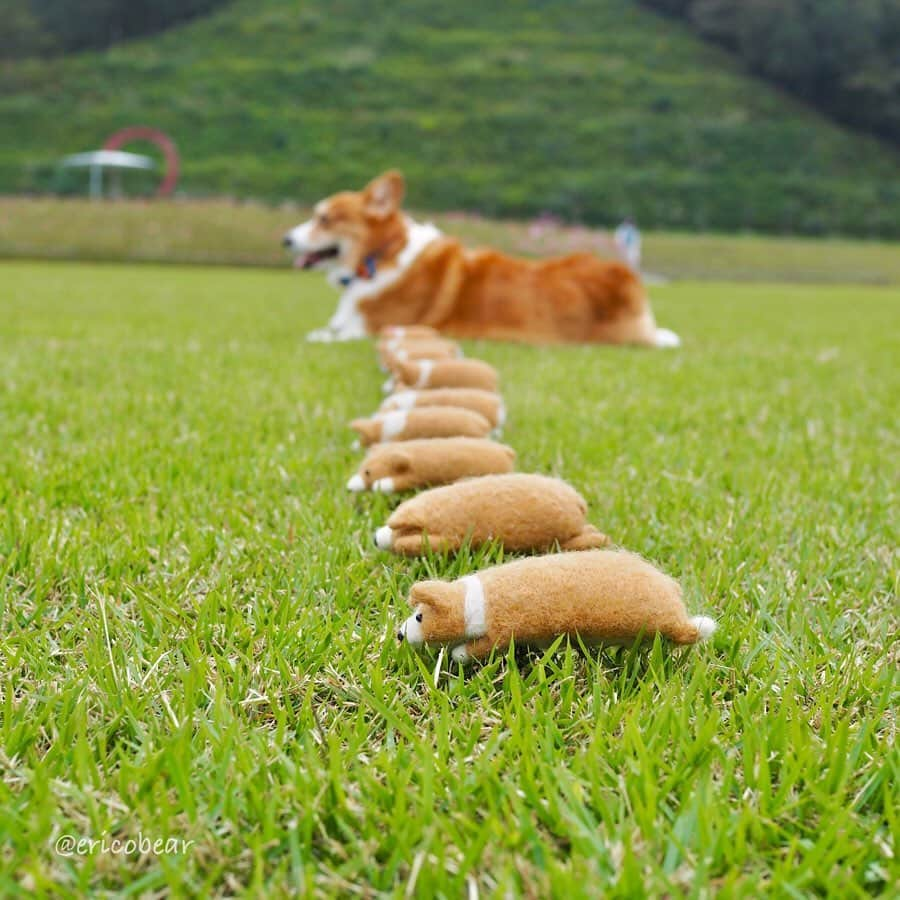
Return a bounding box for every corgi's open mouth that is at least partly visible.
[295,245,340,269]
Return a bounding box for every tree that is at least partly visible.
[637,0,900,146]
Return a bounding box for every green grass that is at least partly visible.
[4,196,900,284]
[1,260,897,895]
[2,0,900,235]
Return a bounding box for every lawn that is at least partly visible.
[0,260,896,896]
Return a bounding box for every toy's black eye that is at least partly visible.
[415,613,423,622]
[364,468,371,477]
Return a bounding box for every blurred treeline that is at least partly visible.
[639,0,900,146]
[0,0,229,56]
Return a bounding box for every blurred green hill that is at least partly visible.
[2,0,899,235]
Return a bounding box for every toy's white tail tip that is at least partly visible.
[691,616,717,641]
[655,327,681,349]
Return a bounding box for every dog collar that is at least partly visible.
[338,254,377,287]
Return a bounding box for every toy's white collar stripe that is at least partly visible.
[462,574,487,638]
[391,390,417,411]
[414,359,434,388]
[379,410,407,441]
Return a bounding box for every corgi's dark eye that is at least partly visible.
[318,213,330,227]
[415,613,423,622]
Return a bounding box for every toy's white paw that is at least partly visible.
[374,526,394,550]
[346,474,366,492]
[655,327,682,349]
[372,477,395,493]
[450,644,471,664]
[350,439,361,451]
[306,328,335,343]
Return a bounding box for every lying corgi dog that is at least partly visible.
[283,170,680,347]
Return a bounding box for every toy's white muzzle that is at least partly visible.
[398,609,425,646]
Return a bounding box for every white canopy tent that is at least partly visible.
[60,150,156,199]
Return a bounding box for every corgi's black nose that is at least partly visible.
[282,234,292,248]
[397,630,404,642]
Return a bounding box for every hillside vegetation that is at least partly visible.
[1,0,899,235]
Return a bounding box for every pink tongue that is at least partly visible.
[294,254,311,269]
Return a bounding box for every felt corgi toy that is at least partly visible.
[397,550,717,663]
[380,325,439,340]
[349,407,493,446]
[374,473,609,555]
[375,473,609,556]
[379,338,462,371]
[380,388,506,429]
[386,358,498,393]
[347,437,515,493]
[378,335,460,357]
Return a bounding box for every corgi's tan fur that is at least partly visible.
[284,171,680,347]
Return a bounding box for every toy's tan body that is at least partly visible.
[399,550,716,662]
[380,388,505,429]
[379,338,461,370]
[391,359,498,393]
[350,407,492,446]
[347,437,515,493]
[376,474,609,555]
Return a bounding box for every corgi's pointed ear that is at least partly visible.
[391,450,412,475]
[409,580,449,609]
[363,170,405,219]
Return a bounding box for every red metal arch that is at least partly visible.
[103,127,179,197]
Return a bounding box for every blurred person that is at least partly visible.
[614,217,641,271]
